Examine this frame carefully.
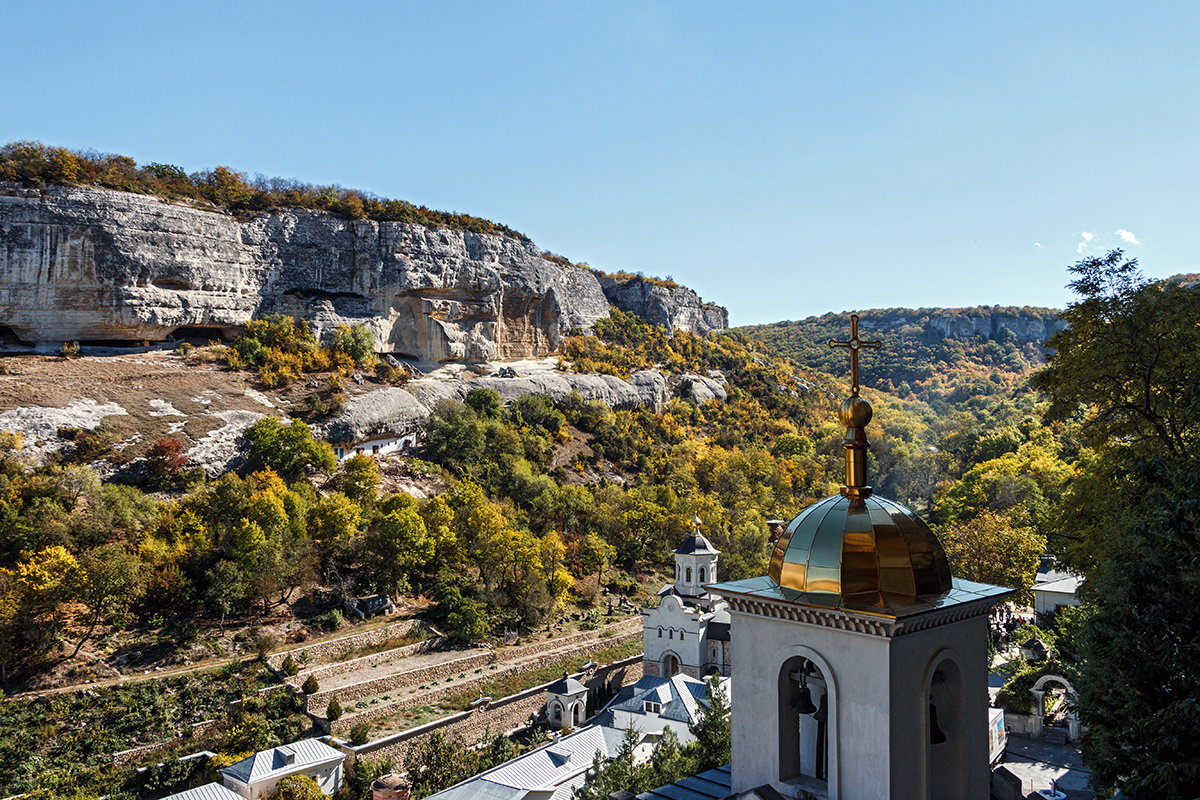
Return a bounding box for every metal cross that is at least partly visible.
[827,314,882,397]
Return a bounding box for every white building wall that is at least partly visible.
[728,607,990,800]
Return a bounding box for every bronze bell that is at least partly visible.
[929,702,947,745]
[792,686,817,716]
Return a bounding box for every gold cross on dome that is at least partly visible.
[828,314,882,397]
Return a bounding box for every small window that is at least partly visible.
[686,567,692,582]
[699,567,706,582]
[669,629,674,639]
[644,701,661,713]
[658,627,663,638]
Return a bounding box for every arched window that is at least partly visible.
[686,567,692,582]
[669,629,674,639]
[658,627,663,638]
[699,567,706,582]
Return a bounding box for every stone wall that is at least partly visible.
[288,636,444,688]
[267,619,422,670]
[326,625,642,730]
[340,655,644,766]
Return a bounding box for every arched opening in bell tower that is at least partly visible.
[926,656,965,800]
[778,654,834,792]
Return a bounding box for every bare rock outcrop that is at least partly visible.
[0,184,610,360]
[0,184,728,360]
[321,368,674,445]
[598,274,728,335]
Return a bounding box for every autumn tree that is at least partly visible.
[71,543,142,656]
[936,510,1044,605]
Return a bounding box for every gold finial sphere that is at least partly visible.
[839,396,873,429]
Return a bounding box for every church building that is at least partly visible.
[706,317,1013,800]
[642,517,732,679]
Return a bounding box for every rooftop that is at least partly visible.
[221,738,345,785]
[637,765,732,800]
[709,574,1013,620]
[162,783,244,800]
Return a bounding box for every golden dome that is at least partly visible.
[767,314,951,609]
[768,493,952,607]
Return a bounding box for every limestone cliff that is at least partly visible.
[0,183,721,360]
[598,274,728,335]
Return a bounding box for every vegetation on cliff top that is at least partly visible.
[737,306,1062,404]
[0,141,531,241]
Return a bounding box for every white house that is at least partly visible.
[607,673,730,747]
[642,519,732,678]
[1033,570,1083,621]
[321,386,428,462]
[220,738,346,799]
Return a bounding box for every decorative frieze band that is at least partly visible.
[721,594,999,639]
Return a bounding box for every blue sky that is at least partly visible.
[2,2,1197,325]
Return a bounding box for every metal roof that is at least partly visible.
[545,672,588,696]
[163,783,244,800]
[637,765,732,800]
[1033,575,1083,595]
[611,674,720,725]
[221,737,345,784]
[675,533,719,556]
[427,725,627,800]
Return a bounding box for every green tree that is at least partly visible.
[266,774,327,799]
[326,696,343,721]
[246,417,336,479]
[465,387,504,419]
[689,675,731,772]
[937,510,1044,605]
[335,454,380,502]
[369,506,432,592]
[1033,251,1200,798]
[331,324,377,367]
[70,543,142,657]
[205,560,246,624]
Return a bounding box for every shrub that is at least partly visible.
[144,437,188,489]
[280,654,299,677]
[252,630,278,660]
[326,696,342,721]
[301,675,319,694]
[331,324,377,367]
[60,340,80,358]
[349,721,372,745]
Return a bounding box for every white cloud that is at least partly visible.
[1077,230,1097,254]
[1117,229,1140,244]
[1034,242,1042,248]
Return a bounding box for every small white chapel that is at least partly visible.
[642,517,732,679]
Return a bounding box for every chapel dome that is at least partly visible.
[768,493,951,606]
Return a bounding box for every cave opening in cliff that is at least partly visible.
[167,326,237,344]
[0,326,31,346]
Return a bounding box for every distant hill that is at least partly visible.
[736,306,1064,404]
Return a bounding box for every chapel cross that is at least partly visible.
[827,314,882,397]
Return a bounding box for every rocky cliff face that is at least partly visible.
[0,184,720,360]
[856,309,1065,344]
[597,275,728,335]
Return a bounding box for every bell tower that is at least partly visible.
[709,316,1012,800]
[675,515,719,599]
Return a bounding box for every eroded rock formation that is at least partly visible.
[0,184,722,360]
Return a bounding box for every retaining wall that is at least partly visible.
[328,627,642,731]
[267,619,421,670]
[309,618,638,715]
[340,655,644,765]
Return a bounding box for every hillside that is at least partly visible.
[736,306,1064,405]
